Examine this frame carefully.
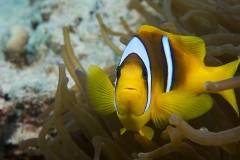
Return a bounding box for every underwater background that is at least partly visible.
[0,0,240,159]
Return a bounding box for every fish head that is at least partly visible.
[115,53,148,116]
[113,36,152,132]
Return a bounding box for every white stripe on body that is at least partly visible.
[162,36,173,92]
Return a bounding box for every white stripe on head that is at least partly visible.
[114,37,152,113]
[162,36,173,92]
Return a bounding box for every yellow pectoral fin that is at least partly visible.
[151,91,213,128]
[86,65,115,115]
[138,126,154,140]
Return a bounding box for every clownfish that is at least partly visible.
[86,25,240,140]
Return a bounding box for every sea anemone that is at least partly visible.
[18,0,240,160]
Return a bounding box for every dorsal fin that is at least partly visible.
[138,25,206,63]
[170,35,206,63]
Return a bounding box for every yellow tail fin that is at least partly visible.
[210,57,240,116]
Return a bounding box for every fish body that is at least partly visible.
[87,25,239,140]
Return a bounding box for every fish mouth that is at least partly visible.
[124,87,137,90]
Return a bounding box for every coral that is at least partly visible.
[3,25,29,67]
[17,0,240,160]
[5,25,29,54]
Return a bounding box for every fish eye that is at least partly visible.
[116,66,121,79]
[142,66,148,80]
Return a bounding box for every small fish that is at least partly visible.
[87,25,240,140]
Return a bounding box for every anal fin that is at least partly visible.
[120,128,127,135]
